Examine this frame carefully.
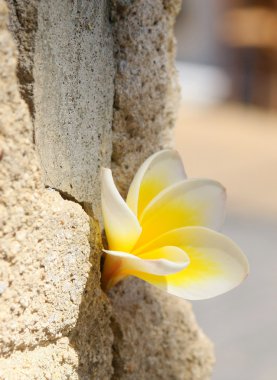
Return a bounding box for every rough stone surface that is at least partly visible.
[6,0,38,117]
[0,187,91,354]
[0,2,113,378]
[2,0,215,378]
[69,221,114,380]
[111,0,181,196]
[110,278,214,380]
[33,0,114,217]
[0,338,79,380]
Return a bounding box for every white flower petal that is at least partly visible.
[126,150,186,218]
[101,168,142,251]
[133,226,249,300]
[104,245,190,276]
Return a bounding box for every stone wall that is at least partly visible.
[110,0,180,196]
[0,1,215,378]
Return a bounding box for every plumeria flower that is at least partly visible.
[101,150,249,300]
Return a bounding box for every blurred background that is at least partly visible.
[174,1,277,379]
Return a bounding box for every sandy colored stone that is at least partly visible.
[0,2,113,378]
[6,0,38,116]
[0,188,91,354]
[111,0,181,196]
[34,0,114,218]
[0,337,79,380]
[110,278,214,380]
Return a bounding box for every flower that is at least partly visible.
[101,150,249,300]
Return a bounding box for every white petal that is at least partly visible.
[126,150,186,218]
[101,168,142,251]
[133,226,249,300]
[104,246,190,276]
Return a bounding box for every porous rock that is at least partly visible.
[110,279,214,380]
[0,338,79,380]
[34,0,114,218]
[111,0,181,196]
[6,0,38,116]
[0,2,113,378]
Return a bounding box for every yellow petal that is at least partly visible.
[101,168,142,251]
[126,150,186,218]
[133,227,249,300]
[135,179,226,247]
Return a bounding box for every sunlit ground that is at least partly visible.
[175,103,277,380]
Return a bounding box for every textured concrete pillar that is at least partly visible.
[34,0,114,218]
